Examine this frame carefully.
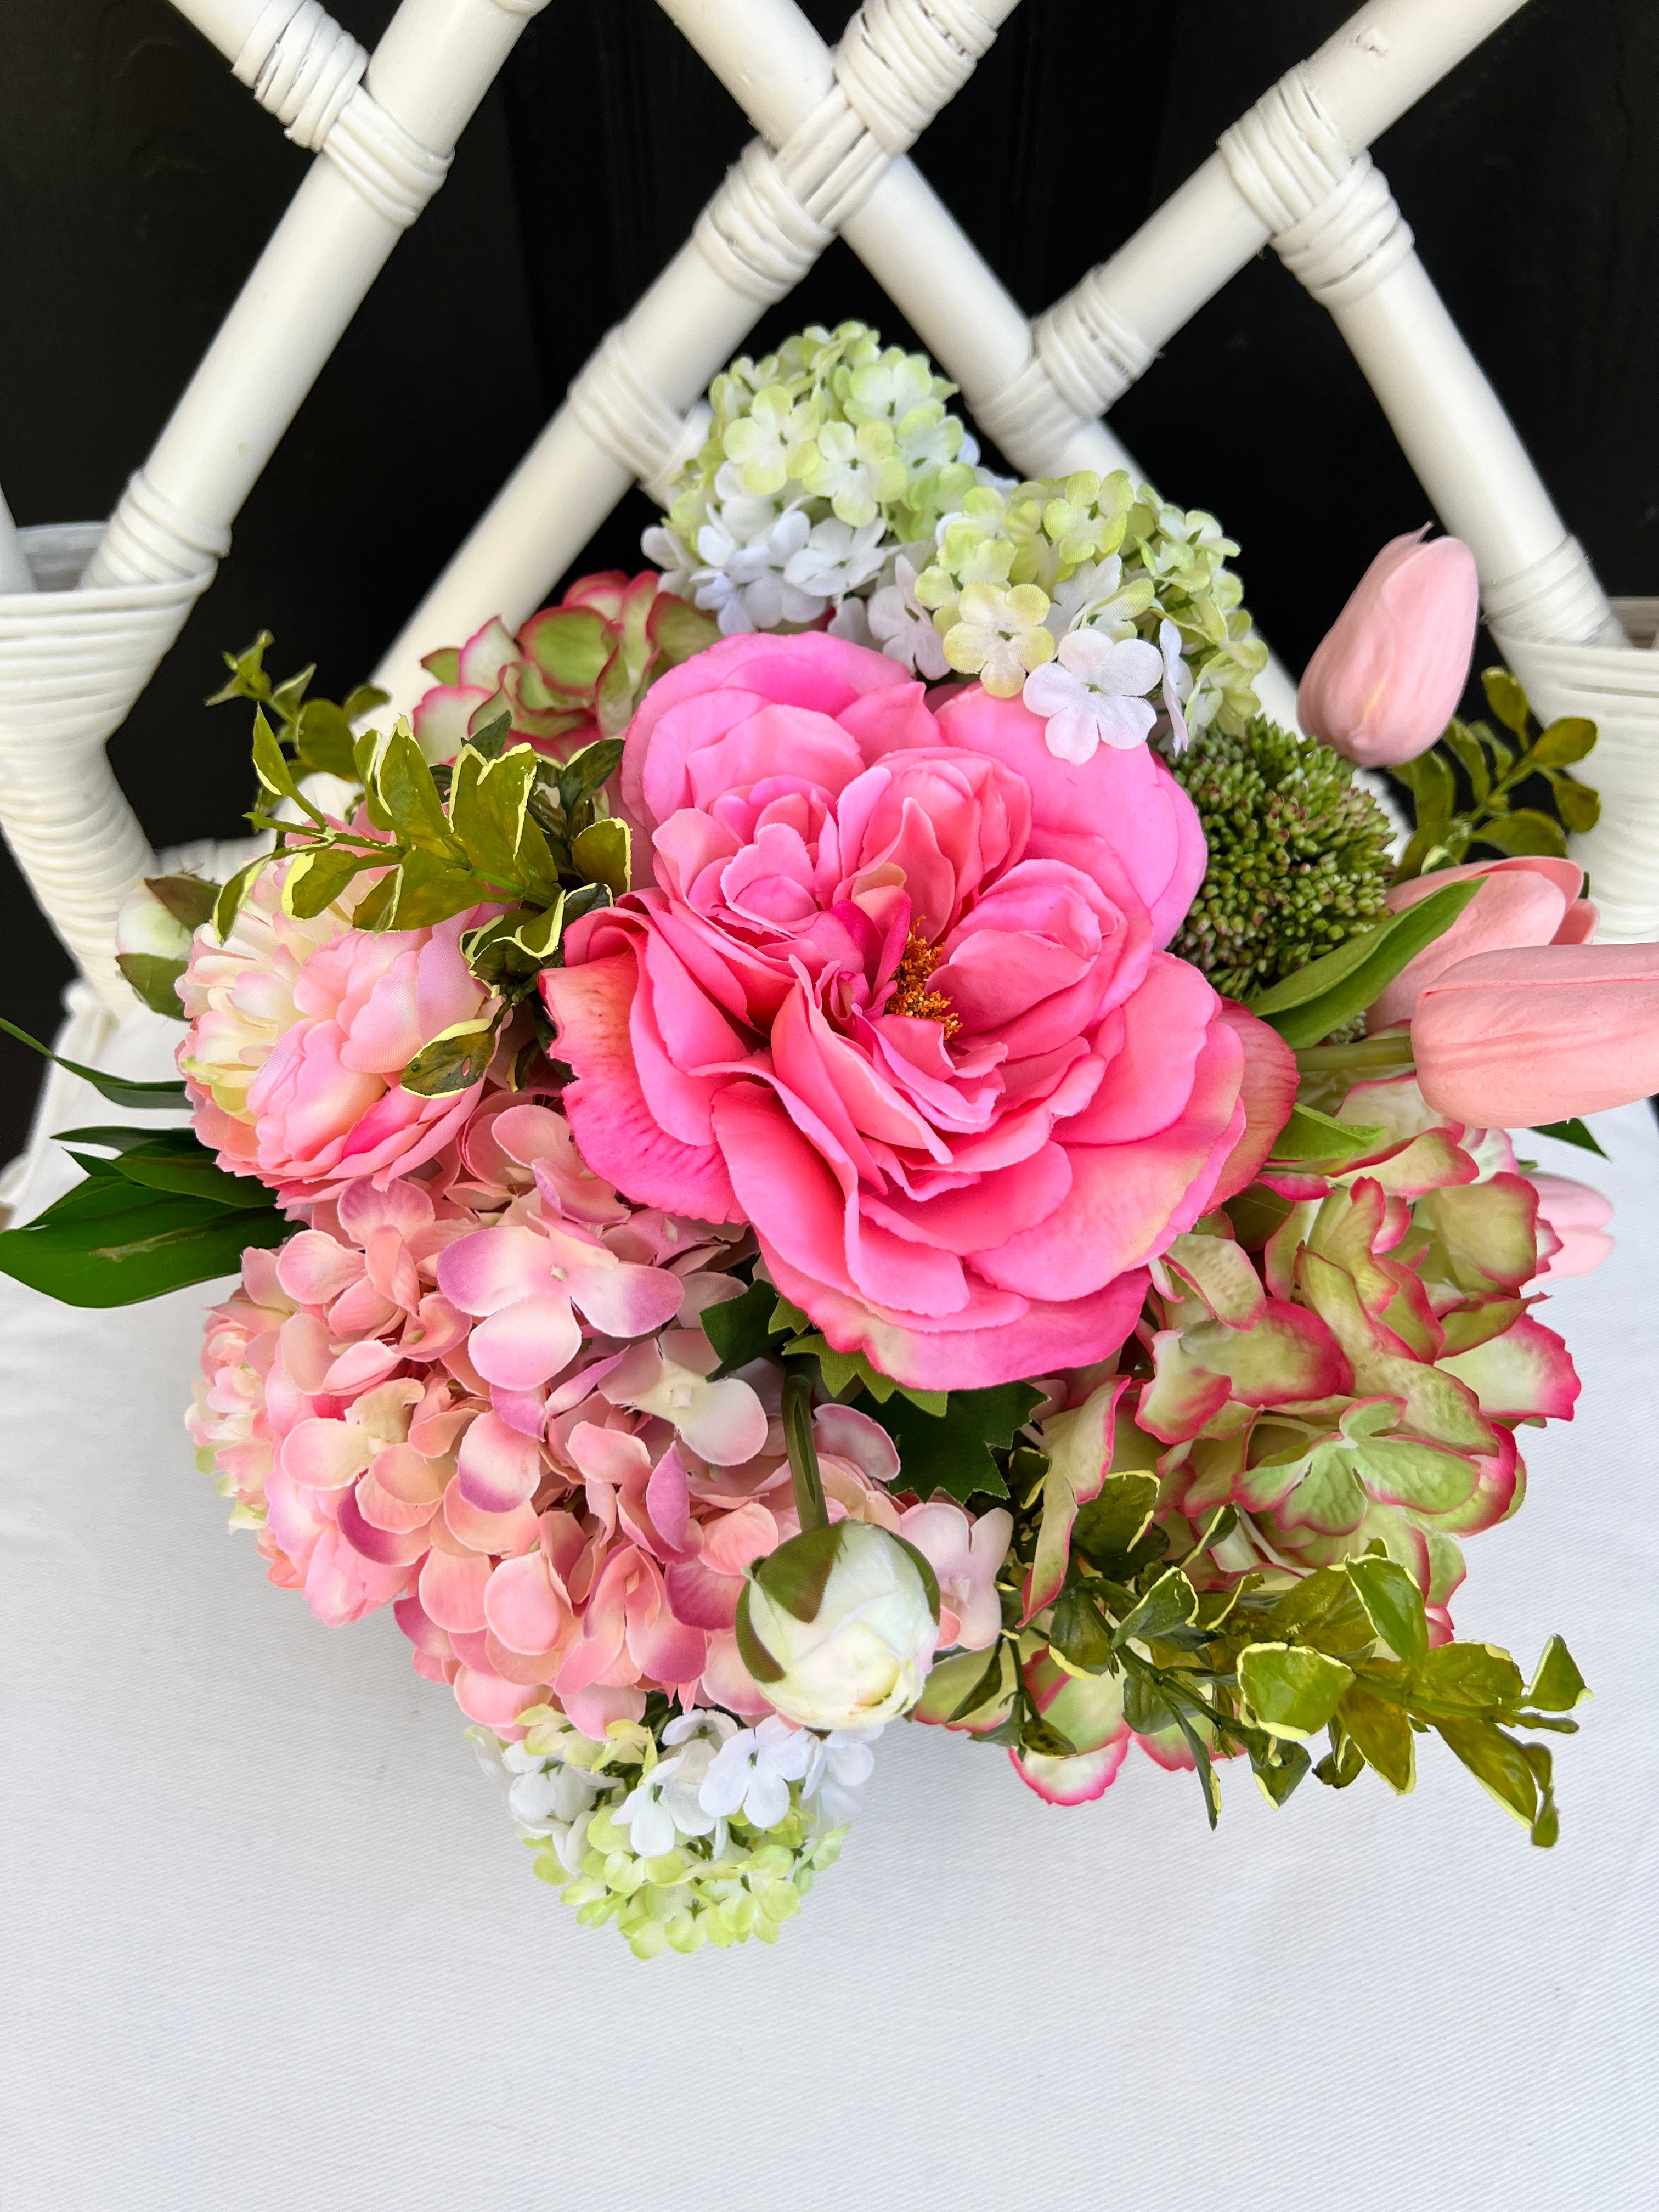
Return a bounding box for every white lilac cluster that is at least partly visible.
[644,323,1266,765]
[471,1708,877,1959]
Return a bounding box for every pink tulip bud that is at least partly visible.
[1366,855,1596,1031]
[1525,1172,1615,1290]
[1413,941,1659,1126]
[1297,529,1481,768]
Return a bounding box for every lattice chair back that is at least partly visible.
[2,0,1656,1038]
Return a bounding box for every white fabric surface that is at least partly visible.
[2,1002,1656,2212]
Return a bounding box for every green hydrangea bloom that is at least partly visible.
[1166,718,1394,1000]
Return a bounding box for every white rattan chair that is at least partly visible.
[1,0,1653,1058]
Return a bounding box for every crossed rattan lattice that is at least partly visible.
[2,0,1654,1027]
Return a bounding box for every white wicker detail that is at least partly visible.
[7,0,1657,1001]
[232,2,369,150]
[0,527,210,1005]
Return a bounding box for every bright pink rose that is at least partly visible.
[178,856,499,1203]
[1297,529,1480,768]
[540,633,1296,1390]
[1367,856,1597,1031]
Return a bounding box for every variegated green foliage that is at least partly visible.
[1390,666,1600,883]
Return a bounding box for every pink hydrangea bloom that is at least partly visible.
[188,1091,995,1736]
[540,633,1295,1392]
[177,855,499,1204]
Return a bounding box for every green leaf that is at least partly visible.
[1070,1472,1159,1568]
[1048,1588,1116,1673]
[417,648,460,688]
[557,738,626,819]
[373,727,461,859]
[115,953,188,1018]
[1523,1741,1559,1847]
[1474,808,1568,859]
[145,874,219,932]
[1481,665,1531,737]
[459,899,566,988]
[293,698,360,780]
[1114,1566,1198,1651]
[782,1332,946,1414]
[213,855,269,943]
[702,1279,789,1378]
[1338,1681,1416,1791]
[1525,1635,1589,1712]
[943,1640,1012,1723]
[1526,715,1597,769]
[281,844,383,921]
[1415,1641,1525,1712]
[1267,1103,1386,1164]
[0,1014,189,1110]
[341,682,391,726]
[383,849,494,931]
[0,1173,287,1306]
[1436,1717,1538,1825]
[865,1381,1045,1505]
[1527,1116,1608,1159]
[206,630,274,708]
[753,1523,847,1623]
[251,709,323,824]
[1542,769,1600,834]
[449,745,540,889]
[63,1131,275,1210]
[1167,1702,1223,1829]
[572,817,631,898]
[400,1015,501,1098]
[1246,877,1484,1048]
[1441,719,1491,805]
[732,1585,786,1684]
[1238,1642,1354,1739]
[1393,743,1458,830]
[1347,1554,1429,1668]
[1250,1737,1312,1808]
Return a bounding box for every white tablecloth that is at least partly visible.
[3,1002,1656,2211]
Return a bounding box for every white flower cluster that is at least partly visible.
[643,321,979,642]
[645,325,1266,766]
[470,1708,877,1959]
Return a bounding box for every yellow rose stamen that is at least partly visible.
[889,926,960,1039]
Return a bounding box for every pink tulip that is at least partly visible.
[1414,942,1659,1126]
[1367,856,1597,1030]
[1526,1172,1615,1290]
[1297,529,1480,768]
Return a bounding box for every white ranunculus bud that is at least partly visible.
[737,1521,940,1733]
[115,875,218,1016]
[115,879,197,963]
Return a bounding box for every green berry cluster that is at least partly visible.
[1167,718,1395,1000]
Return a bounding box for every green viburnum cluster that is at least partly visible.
[1168,716,1395,998]
[474,1708,847,1960]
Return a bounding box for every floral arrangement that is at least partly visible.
[5,323,1657,1966]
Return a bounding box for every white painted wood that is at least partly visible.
[0,488,34,597]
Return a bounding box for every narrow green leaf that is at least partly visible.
[557,737,626,817]
[1267,1103,1386,1164]
[572,817,631,897]
[702,1279,788,1377]
[944,1640,1011,1724]
[282,844,383,921]
[213,855,269,944]
[0,1175,286,1305]
[1441,719,1491,804]
[1248,878,1485,1048]
[1530,1116,1607,1158]
[0,1014,188,1109]
[251,709,323,823]
[374,727,461,859]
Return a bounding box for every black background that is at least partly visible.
[3,0,1656,1156]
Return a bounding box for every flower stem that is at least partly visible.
[781,1366,829,1533]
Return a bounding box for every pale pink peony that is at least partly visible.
[1297,529,1480,769]
[540,633,1295,1391]
[177,855,499,1203]
[1367,856,1598,1032]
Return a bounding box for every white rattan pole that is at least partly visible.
[88,0,548,591]
[0,487,33,596]
[373,0,1021,706]
[0,0,548,1006]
